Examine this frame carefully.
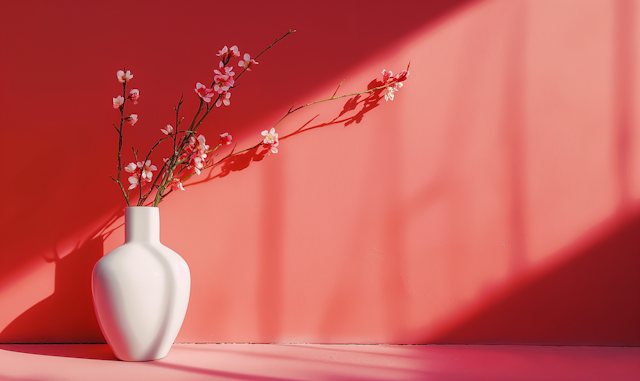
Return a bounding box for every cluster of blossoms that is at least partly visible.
[381,68,410,102]
[125,161,157,190]
[220,132,233,145]
[110,30,409,208]
[113,70,140,125]
[194,45,258,108]
[110,65,242,198]
[181,134,210,175]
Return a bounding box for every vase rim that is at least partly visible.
[125,206,158,209]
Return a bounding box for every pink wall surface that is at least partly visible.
[1,0,639,345]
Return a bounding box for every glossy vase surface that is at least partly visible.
[92,207,190,361]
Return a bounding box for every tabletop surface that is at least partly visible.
[0,344,638,381]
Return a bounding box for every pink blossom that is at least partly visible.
[170,177,185,191]
[129,89,140,104]
[125,114,138,125]
[113,95,125,109]
[383,79,404,102]
[217,45,240,64]
[384,86,396,102]
[213,63,235,94]
[197,134,209,151]
[117,70,133,83]
[239,53,258,71]
[217,46,229,57]
[125,162,137,174]
[195,82,214,102]
[194,135,209,174]
[124,160,156,188]
[215,92,231,107]
[215,61,236,77]
[261,128,279,154]
[213,77,233,94]
[161,124,174,135]
[125,162,139,189]
[381,68,409,101]
[267,140,279,154]
[179,137,197,162]
[137,160,157,182]
[261,128,278,145]
[382,69,393,84]
[220,132,232,145]
[193,157,204,175]
[183,134,209,175]
[128,176,139,190]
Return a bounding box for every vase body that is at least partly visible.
[92,207,190,361]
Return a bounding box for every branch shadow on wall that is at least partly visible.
[0,81,387,355]
[0,0,478,352]
[0,0,477,314]
[181,79,388,343]
[182,79,387,189]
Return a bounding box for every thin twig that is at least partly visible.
[114,72,130,207]
[332,80,345,98]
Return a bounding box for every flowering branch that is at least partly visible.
[111,69,134,207]
[272,63,410,132]
[172,64,411,186]
[109,30,409,209]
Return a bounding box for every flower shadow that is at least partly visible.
[288,79,386,135]
[184,79,386,187]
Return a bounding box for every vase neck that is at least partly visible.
[125,207,160,242]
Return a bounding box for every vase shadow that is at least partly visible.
[0,208,127,360]
[0,237,106,345]
[0,344,117,361]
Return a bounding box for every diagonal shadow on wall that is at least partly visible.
[0,0,478,344]
[426,208,640,346]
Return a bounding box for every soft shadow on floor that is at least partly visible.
[0,344,117,361]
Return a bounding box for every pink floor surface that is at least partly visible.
[0,344,638,381]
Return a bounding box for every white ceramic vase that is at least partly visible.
[92,206,190,361]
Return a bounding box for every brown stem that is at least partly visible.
[152,97,204,206]
[332,80,345,98]
[180,141,263,184]
[272,77,405,131]
[234,29,296,83]
[138,135,173,205]
[114,73,130,207]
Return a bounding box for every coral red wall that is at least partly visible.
[1,0,639,345]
